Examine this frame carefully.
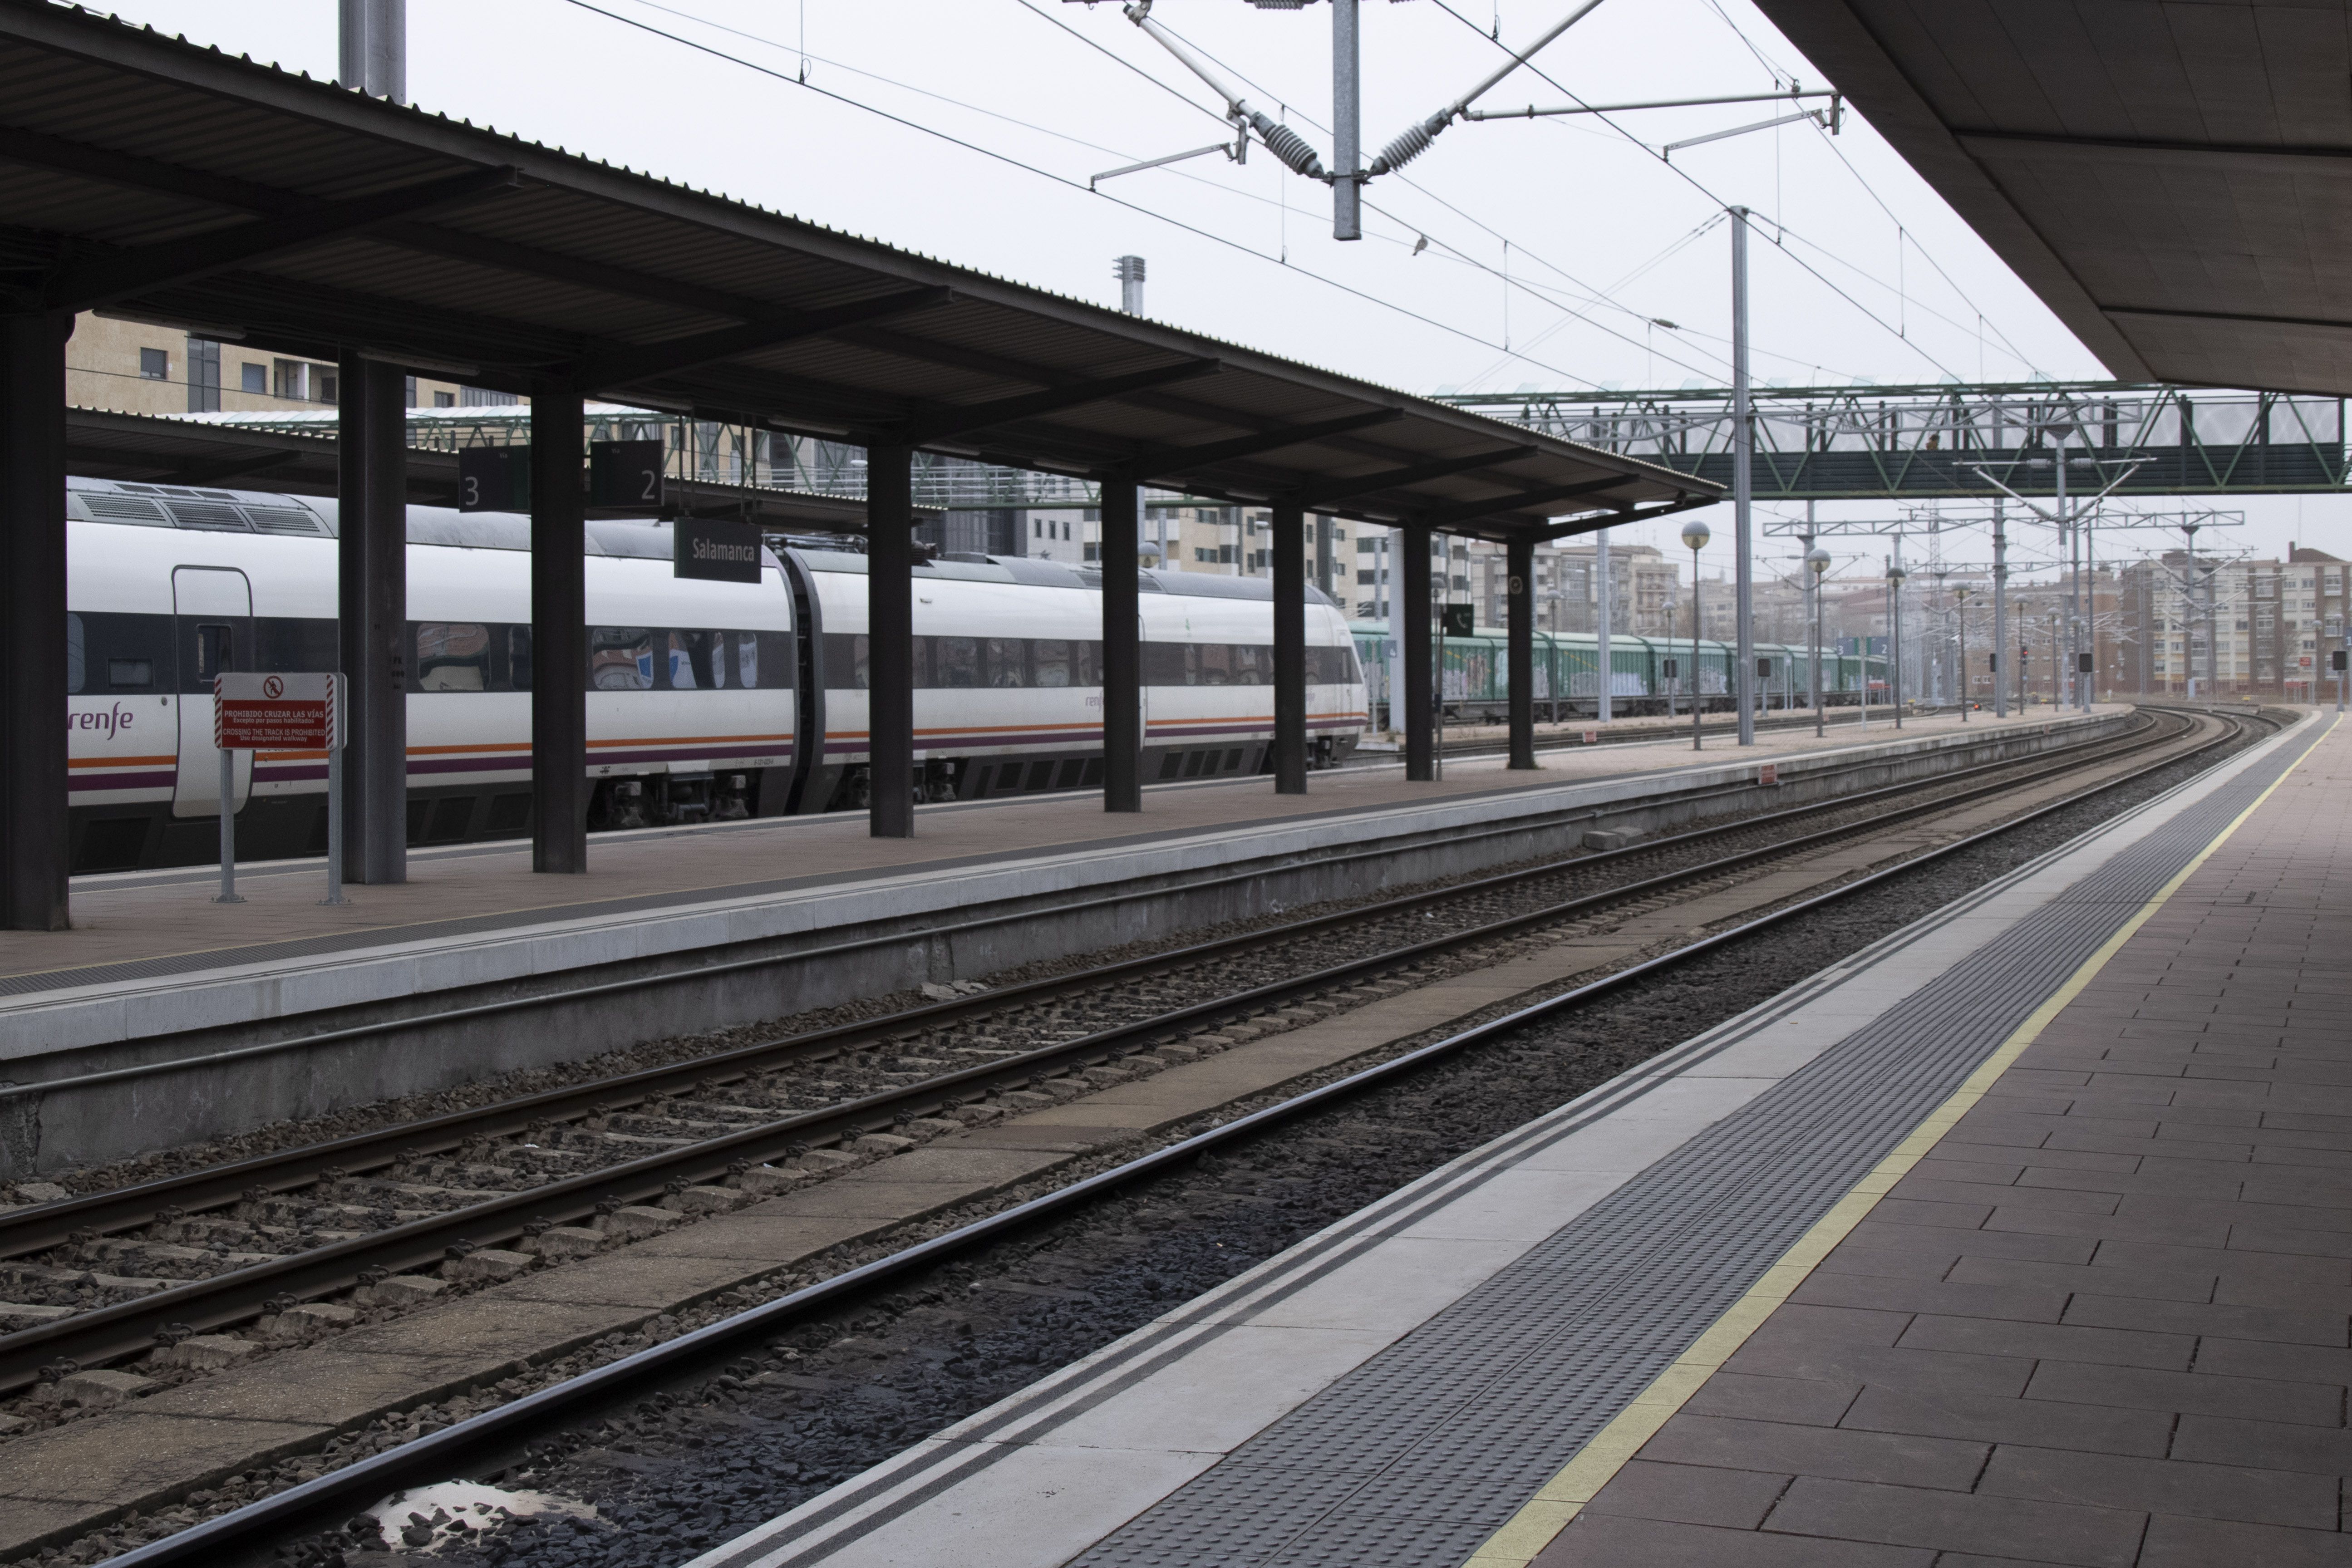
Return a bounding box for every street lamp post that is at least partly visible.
[1888,560,1908,731]
[1683,517,1711,751]
[1954,585,1972,722]
[1807,546,1830,738]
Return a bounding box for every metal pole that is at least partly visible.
[1889,561,1905,731]
[528,378,586,872]
[323,744,347,905]
[1595,526,1613,724]
[1507,536,1535,769]
[1731,207,1756,745]
[1812,564,1824,737]
[1992,498,2008,718]
[338,0,406,103]
[1691,546,1703,751]
[1402,525,1433,781]
[214,743,242,904]
[0,309,71,931]
[1332,0,1362,241]
[867,445,917,836]
[340,355,409,885]
[1101,478,1143,811]
[1272,498,1307,793]
[1957,593,1969,721]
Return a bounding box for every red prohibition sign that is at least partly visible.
[262,675,284,699]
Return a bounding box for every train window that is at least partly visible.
[589,627,654,691]
[66,614,84,693]
[1234,644,1266,685]
[734,631,761,689]
[193,624,233,683]
[1033,640,1072,688]
[108,659,153,688]
[984,638,1027,688]
[935,636,979,688]
[910,636,931,687]
[259,617,339,675]
[670,630,728,691]
[507,626,532,692]
[1076,639,1102,687]
[1197,643,1233,687]
[416,623,490,692]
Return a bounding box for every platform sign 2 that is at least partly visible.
[1440,604,1474,638]
[674,516,764,584]
[590,439,665,509]
[458,447,530,512]
[212,673,347,907]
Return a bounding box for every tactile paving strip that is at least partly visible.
[1072,724,2323,1568]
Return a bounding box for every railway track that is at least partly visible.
[1350,703,1878,761]
[0,708,2219,1401]
[92,703,2275,1568]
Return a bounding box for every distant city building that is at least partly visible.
[2116,546,2349,698]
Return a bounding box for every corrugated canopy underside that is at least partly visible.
[1754,0,2352,398]
[0,4,1717,541]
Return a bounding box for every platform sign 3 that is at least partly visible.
[212,673,346,907]
[458,447,531,512]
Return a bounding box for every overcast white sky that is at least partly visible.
[98,0,2351,581]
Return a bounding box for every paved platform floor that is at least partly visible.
[1539,719,2352,1563]
[2,705,2080,993]
[680,708,2336,1568]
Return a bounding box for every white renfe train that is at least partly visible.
[63,477,1368,873]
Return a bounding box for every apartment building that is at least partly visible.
[67,311,478,418]
[2117,546,2349,697]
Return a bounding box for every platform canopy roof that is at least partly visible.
[57,406,902,529]
[1755,0,2352,398]
[0,3,1716,544]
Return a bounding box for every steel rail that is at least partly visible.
[0,713,2198,1392]
[1,711,2058,1111]
[0,712,2157,1259]
[96,708,2270,1568]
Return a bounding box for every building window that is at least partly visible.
[241,362,266,394]
[433,390,456,408]
[138,347,167,380]
[458,386,521,407]
[185,337,220,413]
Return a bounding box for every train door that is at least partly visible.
[171,565,254,819]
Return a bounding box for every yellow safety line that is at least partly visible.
[1464,713,2332,1568]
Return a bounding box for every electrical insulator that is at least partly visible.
[1252,114,1327,180]
[1368,116,1445,177]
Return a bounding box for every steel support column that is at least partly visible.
[1402,524,1434,782]
[1273,500,1308,794]
[1731,205,1756,746]
[0,312,70,930]
[1101,478,1143,811]
[1507,536,1536,769]
[867,444,915,838]
[338,354,408,885]
[529,378,588,872]
[1992,499,2009,718]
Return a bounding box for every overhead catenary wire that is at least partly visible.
[621,0,1712,384]
[1419,0,2008,383]
[1122,7,1784,383]
[1684,0,2045,375]
[563,0,1659,393]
